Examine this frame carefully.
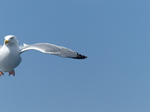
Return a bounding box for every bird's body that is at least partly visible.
[0,44,21,72]
[0,35,87,76]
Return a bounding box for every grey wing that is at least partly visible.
[19,43,87,59]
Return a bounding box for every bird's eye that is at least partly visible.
[10,37,13,39]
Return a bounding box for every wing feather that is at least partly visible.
[19,43,87,59]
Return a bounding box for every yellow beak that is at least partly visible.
[4,40,10,44]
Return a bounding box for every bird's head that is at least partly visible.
[4,35,18,46]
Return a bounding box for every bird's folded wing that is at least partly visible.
[19,43,87,59]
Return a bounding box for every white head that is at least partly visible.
[4,35,18,46]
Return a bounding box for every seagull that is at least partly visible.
[0,35,87,76]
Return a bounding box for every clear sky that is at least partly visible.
[0,0,150,112]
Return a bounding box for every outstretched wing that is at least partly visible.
[19,43,87,59]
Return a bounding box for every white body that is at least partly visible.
[0,37,21,72]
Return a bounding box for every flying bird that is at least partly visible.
[0,35,87,76]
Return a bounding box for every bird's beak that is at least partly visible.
[4,40,10,44]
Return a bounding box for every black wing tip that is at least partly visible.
[72,53,87,59]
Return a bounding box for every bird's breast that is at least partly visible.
[0,48,21,72]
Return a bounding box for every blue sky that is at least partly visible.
[0,0,150,112]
